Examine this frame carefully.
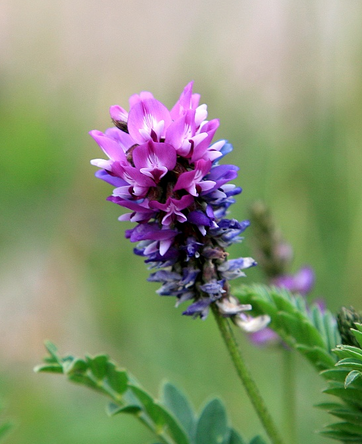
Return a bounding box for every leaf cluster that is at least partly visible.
[35,342,267,444]
[317,323,362,442]
[234,284,340,371]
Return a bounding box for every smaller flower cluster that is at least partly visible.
[90,82,257,322]
[248,201,316,345]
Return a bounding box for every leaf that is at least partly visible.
[195,399,230,444]
[323,388,362,409]
[86,355,109,380]
[67,373,101,391]
[328,421,362,435]
[319,429,362,441]
[129,384,190,444]
[345,371,362,388]
[129,385,165,427]
[156,403,190,444]
[327,409,362,427]
[334,346,362,361]
[162,382,195,439]
[44,340,60,363]
[234,284,340,371]
[37,344,257,444]
[319,342,362,442]
[62,358,87,375]
[249,436,268,444]
[295,344,336,370]
[351,329,362,349]
[335,358,362,371]
[106,363,128,395]
[107,402,141,416]
[315,402,346,411]
[227,428,247,444]
[33,363,63,374]
[321,368,349,383]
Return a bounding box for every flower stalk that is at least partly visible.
[212,305,285,444]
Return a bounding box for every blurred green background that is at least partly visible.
[1,1,362,443]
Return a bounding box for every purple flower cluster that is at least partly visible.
[90,82,256,320]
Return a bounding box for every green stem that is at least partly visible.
[282,348,297,444]
[212,306,286,444]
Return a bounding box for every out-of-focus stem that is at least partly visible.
[282,348,297,443]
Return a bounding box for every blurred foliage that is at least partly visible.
[235,284,340,372]
[35,342,268,444]
[318,324,362,442]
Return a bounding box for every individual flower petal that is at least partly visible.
[174,159,215,196]
[187,210,215,228]
[165,110,196,157]
[125,223,177,243]
[200,279,226,299]
[218,257,257,280]
[170,81,201,120]
[235,314,271,332]
[181,237,203,259]
[194,104,208,127]
[148,270,182,283]
[216,296,252,315]
[129,91,155,107]
[272,266,315,295]
[132,140,177,183]
[249,328,280,346]
[216,141,234,160]
[209,219,250,247]
[182,298,212,319]
[89,130,129,164]
[109,105,128,123]
[114,165,156,197]
[190,120,221,162]
[127,98,172,144]
[204,164,239,192]
[95,170,128,188]
[149,195,194,226]
[107,196,156,223]
[104,127,133,151]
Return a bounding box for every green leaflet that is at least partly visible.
[351,329,362,349]
[228,428,247,444]
[194,398,230,444]
[345,371,362,388]
[35,342,265,444]
[318,324,362,442]
[234,284,340,371]
[248,437,268,444]
[162,382,195,440]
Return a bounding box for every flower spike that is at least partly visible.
[90,83,258,323]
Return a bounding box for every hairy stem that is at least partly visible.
[212,306,286,444]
